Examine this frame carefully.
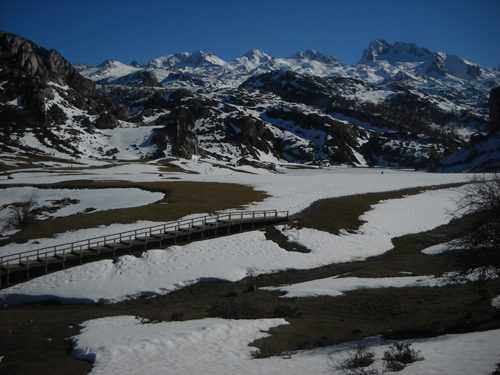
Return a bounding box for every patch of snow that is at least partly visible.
[69,316,500,375]
[0,187,463,305]
[263,275,447,298]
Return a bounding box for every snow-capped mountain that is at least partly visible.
[229,49,271,71]
[148,50,230,71]
[1,31,499,172]
[358,40,499,88]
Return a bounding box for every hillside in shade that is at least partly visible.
[2,31,499,172]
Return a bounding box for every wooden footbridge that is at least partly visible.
[0,210,289,288]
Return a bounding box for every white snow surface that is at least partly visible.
[0,186,164,220]
[2,162,498,374]
[70,316,500,375]
[263,275,446,298]
[493,295,500,309]
[278,187,461,263]
[0,163,469,260]
[0,186,463,305]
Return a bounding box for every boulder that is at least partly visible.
[114,106,130,121]
[95,113,118,129]
[105,147,119,156]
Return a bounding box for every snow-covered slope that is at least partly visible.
[2,30,499,171]
[74,39,500,172]
[358,39,498,84]
[80,39,500,90]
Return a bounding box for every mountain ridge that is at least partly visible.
[1,31,499,172]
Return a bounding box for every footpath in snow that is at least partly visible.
[0,187,463,305]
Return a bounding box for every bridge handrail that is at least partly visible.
[0,210,288,266]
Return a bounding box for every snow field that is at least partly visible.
[1,162,499,374]
[0,186,464,305]
[70,316,500,375]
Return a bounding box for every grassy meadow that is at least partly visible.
[0,182,499,375]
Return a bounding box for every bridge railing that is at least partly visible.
[0,210,288,270]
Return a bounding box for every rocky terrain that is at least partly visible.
[1,31,499,171]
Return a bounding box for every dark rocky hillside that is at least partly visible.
[1,31,499,171]
[0,31,127,156]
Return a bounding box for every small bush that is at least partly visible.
[383,360,405,373]
[382,342,423,372]
[383,342,423,364]
[1,192,39,232]
[330,340,378,375]
[492,355,500,375]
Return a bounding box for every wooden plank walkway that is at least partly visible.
[0,210,288,288]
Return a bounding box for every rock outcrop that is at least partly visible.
[0,31,130,156]
[489,86,500,134]
[154,107,200,159]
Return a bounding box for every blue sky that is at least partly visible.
[1,0,499,68]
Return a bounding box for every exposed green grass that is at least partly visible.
[0,152,85,172]
[293,184,463,235]
[2,181,268,245]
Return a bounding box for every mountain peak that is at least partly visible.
[359,39,393,63]
[289,49,339,65]
[242,48,270,60]
[357,40,486,80]
[358,40,436,65]
[97,59,121,68]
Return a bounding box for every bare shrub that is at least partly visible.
[329,340,378,375]
[492,355,500,375]
[1,192,39,232]
[383,360,405,373]
[328,341,425,374]
[444,173,500,283]
[382,342,423,372]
